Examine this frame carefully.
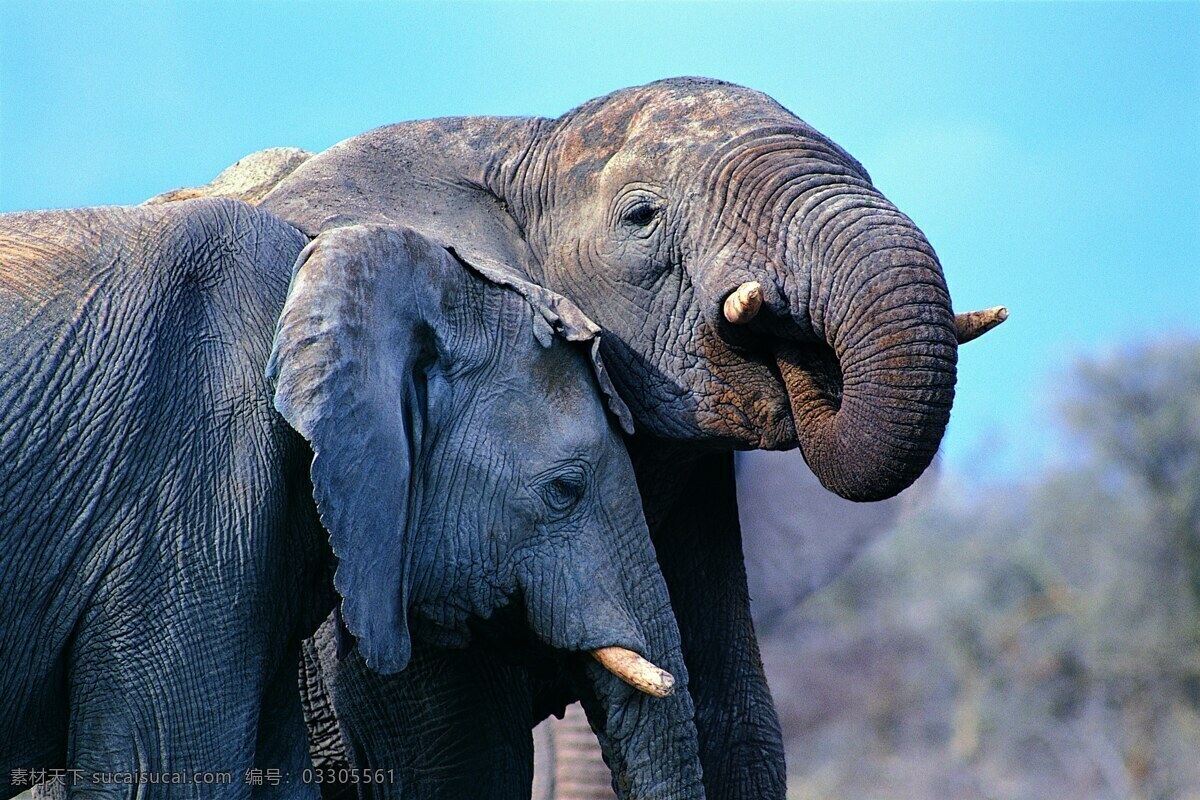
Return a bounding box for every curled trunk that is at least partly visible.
[775,198,957,502]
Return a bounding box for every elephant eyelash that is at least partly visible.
[545,477,584,511]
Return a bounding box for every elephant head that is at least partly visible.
[267,224,702,796]
[263,77,1004,504]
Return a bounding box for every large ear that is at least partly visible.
[267,223,451,674]
[452,248,634,436]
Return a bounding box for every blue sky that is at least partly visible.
[2,2,1197,480]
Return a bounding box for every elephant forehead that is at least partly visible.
[554,80,814,176]
[528,341,598,411]
[484,345,609,451]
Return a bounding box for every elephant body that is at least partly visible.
[0,201,325,797]
[247,77,994,800]
[2,76,1003,800]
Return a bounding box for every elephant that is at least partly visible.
[166,76,999,799]
[0,202,705,798]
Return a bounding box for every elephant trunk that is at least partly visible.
[573,572,703,800]
[773,198,958,502]
[516,463,704,799]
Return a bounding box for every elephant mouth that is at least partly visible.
[701,281,845,451]
[772,340,843,433]
[704,322,830,452]
[423,595,676,699]
[747,344,842,452]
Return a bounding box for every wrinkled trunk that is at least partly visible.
[704,133,959,501]
[708,182,956,502]
[776,197,957,502]
[517,490,704,799]
[569,573,702,800]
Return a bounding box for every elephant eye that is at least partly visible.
[540,467,587,515]
[621,202,660,228]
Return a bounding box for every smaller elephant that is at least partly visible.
[0,202,701,798]
[272,223,705,799]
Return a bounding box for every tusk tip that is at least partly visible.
[591,646,676,698]
[955,305,1008,344]
[723,281,764,325]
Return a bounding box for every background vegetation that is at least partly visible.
[762,338,1200,800]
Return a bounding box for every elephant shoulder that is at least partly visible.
[0,199,309,430]
[134,196,309,307]
[106,198,310,406]
[0,200,304,328]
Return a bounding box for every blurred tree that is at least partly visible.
[768,337,1200,800]
[1064,339,1200,629]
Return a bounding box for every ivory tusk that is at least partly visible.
[591,646,676,698]
[954,305,1008,344]
[723,281,763,325]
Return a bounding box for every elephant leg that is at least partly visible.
[299,633,349,779]
[633,446,787,800]
[253,648,320,800]
[63,603,299,799]
[314,618,535,800]
[66,663,252,797]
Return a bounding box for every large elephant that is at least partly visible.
[218,77,1002,798]
[0,204,704,798]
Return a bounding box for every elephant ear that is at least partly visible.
[267,224,450,674]
[451,248,634,435]
[257,117,630,433]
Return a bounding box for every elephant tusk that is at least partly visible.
[723,281,763,325]
[954,306,1008,344]
[591,646,676,698]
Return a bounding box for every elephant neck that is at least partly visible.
[624,437,711,535]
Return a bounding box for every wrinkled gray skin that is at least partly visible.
[248,77,962,799]
[0,206,702,798]
[530,453,919,800]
